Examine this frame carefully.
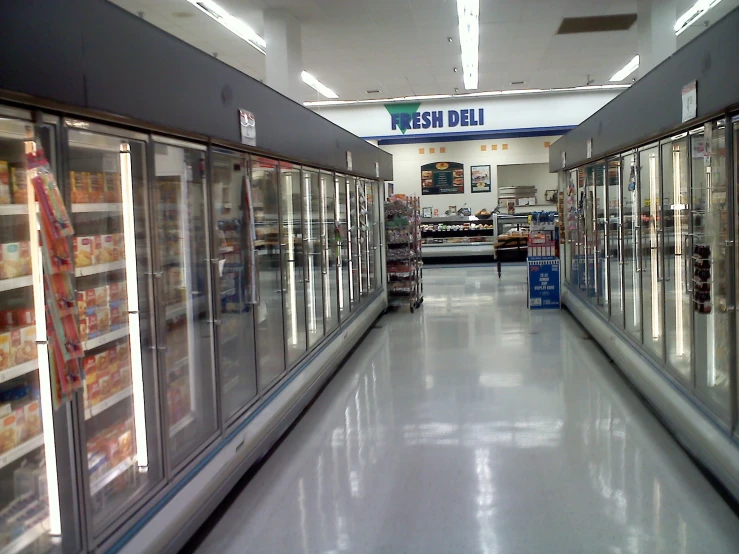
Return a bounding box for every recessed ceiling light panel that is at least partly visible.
[302,71,338,99]
[609,55,639,81]
[456,0,479,90]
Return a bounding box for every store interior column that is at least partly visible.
[638,0,677,77]
[264,8,303,103]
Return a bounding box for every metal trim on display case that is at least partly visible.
[149,134,209,152]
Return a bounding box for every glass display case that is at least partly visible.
[67,124,164,534]
[153,140,217,469]
[303,169,324,348]
[210,149,258,422]
[321,173,339,335]
[337,176,351,321]
[420,216,497,260]
[563,115,737,425]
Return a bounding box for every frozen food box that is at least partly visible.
[77,291,86,319]
[104,173,121,203]
[93,236,103,265]
[85,289,97,312]
[74,237,94,268]
[94,285,109,309]
[89,173,104,203]
[96,351,111,399]
[0,413,17,454]
[21,401,40,439]
[117,343,130,372]
[96,308,111,335]
[15,309,33,328]
[110,306,122,331]
[70,171,89,204]
[87,312,99,339]
[108,349,120,390]
[0,162,10,205]
[0,333,10,371]
[19,242,30,276]
[78,316,88,343]
[10,327,36,366]
[10,166,27,205]
[2,243,22,279]
[108,283,121,303]
[98,235,116,264]
[0,311,16,332]
[83,355,99,406]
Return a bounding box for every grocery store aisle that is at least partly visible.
[190,266,739,554]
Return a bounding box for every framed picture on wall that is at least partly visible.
[422,207,433,218]
[471,165,492,193]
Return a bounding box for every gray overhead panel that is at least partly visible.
[550,6,739,172]
[0,0,392,181]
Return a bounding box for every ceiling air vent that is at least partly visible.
[557,14,637,34]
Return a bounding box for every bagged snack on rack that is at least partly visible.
[50,273,76,316]
[28,150,74,239]
[0,162,10,205]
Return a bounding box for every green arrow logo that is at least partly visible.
[385,102,421,134]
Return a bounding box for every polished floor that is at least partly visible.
[191,266,739,554]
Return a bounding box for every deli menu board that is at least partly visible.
[421,162,464,195]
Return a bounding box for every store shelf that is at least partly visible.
[82,326,129,351]
[169,412,195,437]
[71,203,123,213]
[85,386,132,420]
[0,204,28,216]
[0,435,44,470]
[0,275,33,292]
[75,260,126,277]
[0,359,39,385]
[2,519,49,554]
[90,456,136,496]
[422,243,495,258]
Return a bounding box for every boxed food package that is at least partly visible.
[104,173,121,203]
[89,173,104,203]
[77,291,86,319]
[15,309,33,328]
[18,242,30,276]
[0,162,10,205]
[85,289,97,313]
[78,316,88,343]
[97,308,111,335]
[117,425,133,460]
[70,171,89,204]
[114,233,125,259]
[98,235,117,263]
[2,243,22,279]
[108,283,121,304]
[110,306,122,331]
[96,351,111,399]
[11,327,36,366]
[10,166,27,205]
[17,401,40,441]
[0,413,18,454]
[95,286,108,309]
[108,349,120,391]
[74,237,94,267]
[83,356,99,406]
[0,333,9,371]
[87,312,99,339]
[0,311,16,332]
[117,343,130,373]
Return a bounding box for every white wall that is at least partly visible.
[381,135,559,215]
[497,163,558,210]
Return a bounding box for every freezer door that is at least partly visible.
[303,169,324,349]
[337,176,351,322]
[0,113,82,553]
[251,158,285,390]
[210,150,258,422]
[66,125,164,535]
[153,141,218,470]
[320,172,339,335]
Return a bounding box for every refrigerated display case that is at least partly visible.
[303,169,324,348]
[210,149,258,422]
[321,173,339,335]
[66,123,164,537]
[153,140,217,470]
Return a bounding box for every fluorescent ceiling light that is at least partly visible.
[675,0,723,35]
[185,0,265,53]
[609,55,639,82]
[457,0,479,90]
[301,71,339,99]
[304,84,630,107]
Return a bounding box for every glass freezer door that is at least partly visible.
[320,172,339,335]
[153,141,217,469]
[337,176,350,321]
[66,125,163,534]
[210,150,257,422]
[0,114,82,554]
[607,159,624,328]
[622,153,642,343]
[303,169,324,349]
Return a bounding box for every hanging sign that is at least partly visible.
[421,161,464,195]
[239,109,256,146]
[681,81,697,122]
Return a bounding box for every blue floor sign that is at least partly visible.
[528,257,561,309]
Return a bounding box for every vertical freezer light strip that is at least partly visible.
[120,144,149,470]
[336,178,344,311]
[649,155,660,340]
[673,146,685,357]
[26,138,62,536]
[457,0,479,90]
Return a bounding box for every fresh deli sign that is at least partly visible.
[386,103,485,134]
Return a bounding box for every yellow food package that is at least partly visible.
[10,166,27,205]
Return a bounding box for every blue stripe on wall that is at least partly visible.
[369,126,574,145]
